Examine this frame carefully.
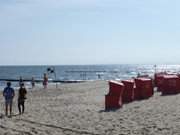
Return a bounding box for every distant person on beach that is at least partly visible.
[43,73,48,89]
[18,83,27,115]
[3,82,15,117]
[31,77,35,89]
[19,76,23,87]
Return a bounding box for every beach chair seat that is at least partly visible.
[105,81,124,109]
[135,78,153,100]
[161,75,180,95]
[154,72,167,91]
[121,80,134,103]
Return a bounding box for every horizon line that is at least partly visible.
[0,63,180,66]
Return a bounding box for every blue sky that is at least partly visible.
[0,0,180,65]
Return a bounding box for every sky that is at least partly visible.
[0,0,180,65]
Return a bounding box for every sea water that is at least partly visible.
[0,64,180,89]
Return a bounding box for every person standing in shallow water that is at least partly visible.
[3,82,15,117]
[43,73,48,89]
[18,83,27,115]
[19,76,23,87]
[31,77,35,89]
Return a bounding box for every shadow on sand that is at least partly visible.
[99,108,120,113]
[0,113,20,119]
[161,93,179,97]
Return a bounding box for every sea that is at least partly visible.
[0,64,180,89]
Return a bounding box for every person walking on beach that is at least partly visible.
[31,77,35,89]
[43,73,48,89]
[18,83,27,115]
[19,76,23,87]
[3,82,15,117]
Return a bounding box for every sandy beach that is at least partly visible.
[0,81,180,135]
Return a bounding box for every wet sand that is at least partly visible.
[0,81,180,135]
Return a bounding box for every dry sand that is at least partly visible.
[0,81,180,135]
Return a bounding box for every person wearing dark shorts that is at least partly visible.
[19,76,23,87]
[43,73,48,89]
[3,82,15,117]
[31,77,35,89]
[18,83,27,115]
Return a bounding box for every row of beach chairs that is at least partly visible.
[105,72,180,109]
